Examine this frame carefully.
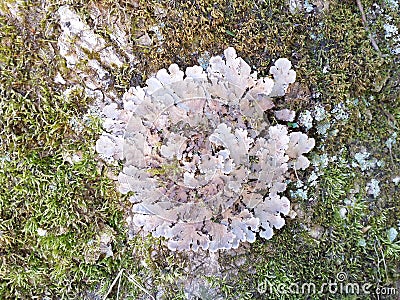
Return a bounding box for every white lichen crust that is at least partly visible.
[96,48,315,252]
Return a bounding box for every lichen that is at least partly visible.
[366,178,381,198]
[96,48,315,251]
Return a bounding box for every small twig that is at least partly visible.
[125,273,155,300]
[116,268,122,300]
[103,269,124,300]
[293,163,300,182]
[356,0,382,55]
